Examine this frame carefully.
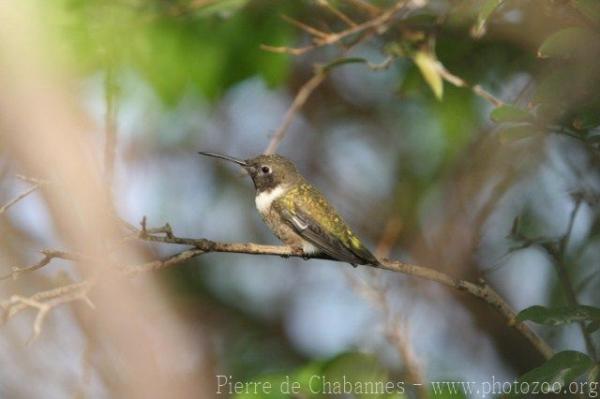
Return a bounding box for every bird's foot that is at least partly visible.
[290,246,305,258]
[290,246,312,260]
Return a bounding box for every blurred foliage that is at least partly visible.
[233,352,407,399]
[46,0,298,103]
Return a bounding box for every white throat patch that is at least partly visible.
[255,186,286,214]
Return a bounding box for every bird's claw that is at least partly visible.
[290,246,310,260]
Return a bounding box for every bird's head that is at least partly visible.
[198,152,301,192]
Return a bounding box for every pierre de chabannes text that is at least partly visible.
[216,375,599,397]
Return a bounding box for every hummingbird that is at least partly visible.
[198,152,380,267]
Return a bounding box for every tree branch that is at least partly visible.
[1,216,554,360]
[134,229,554,360]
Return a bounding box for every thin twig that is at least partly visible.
[0,184,40,216]
[547,198,597,360]
[1,280,94,342]
[314,0,409,46]
[316,0,356,27]
[386,318,428,398]
[264,71,328,154]
[262,0,412,56]
[560,196,581,255]
[123,248,206,276]
[0,249,83,281]
[139,216,173,238]
[436,64,504,107]
[264,0,501,108]
[281,14,331,39]
[15,175,51,185]
[346,272,427,398]
[367,203,427,397]
[346,0,381,17]
[367,55,395,71]
[511,196,598,360]
[365,206,428,397]
[259,44,317,56]
[260,0,419,152]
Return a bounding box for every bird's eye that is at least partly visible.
[261,166,271,174]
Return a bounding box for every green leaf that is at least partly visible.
[413,50,443,100]
[490,105,532,123]
[496,124,538,143]
[516,305,600,326]
[537,27,595,59]
[508,351,593,397]
[532,68,573,105]
[473,0,504,37]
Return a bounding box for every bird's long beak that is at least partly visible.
[198,151,247,167]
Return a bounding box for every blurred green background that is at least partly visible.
[2,0,600,398]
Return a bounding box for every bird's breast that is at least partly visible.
[255,185,287,215]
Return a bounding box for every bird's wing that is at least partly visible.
[273,185,378,266]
